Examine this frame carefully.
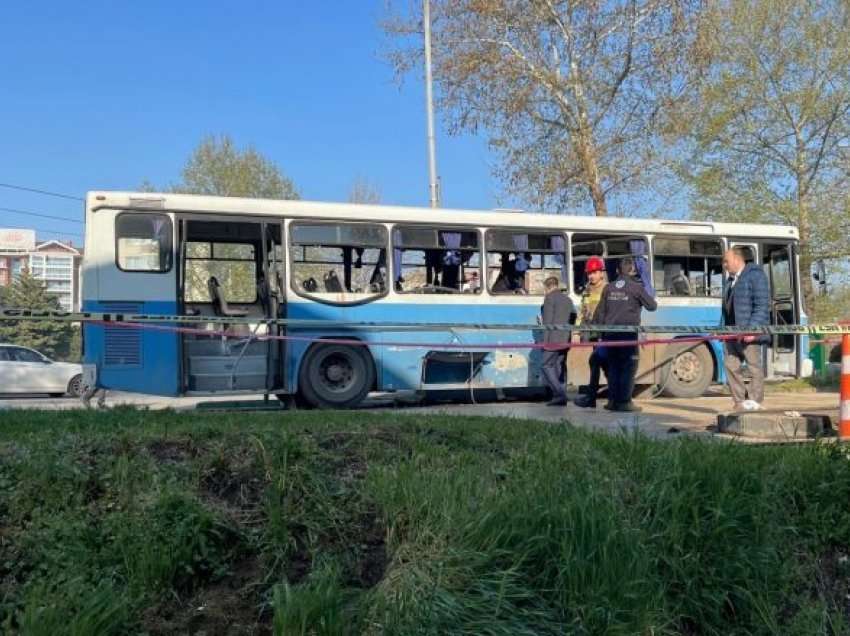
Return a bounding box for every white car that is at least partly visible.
[0,344,84,397]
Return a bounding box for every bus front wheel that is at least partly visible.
[298,343,375,409]
[659,343,714,399]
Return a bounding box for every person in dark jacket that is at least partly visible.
[540,276,576,406]
[721,247,770,410]
[593,257,657,412]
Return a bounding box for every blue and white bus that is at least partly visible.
[81,191,809,408]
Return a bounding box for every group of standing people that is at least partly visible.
[539,246,770,413]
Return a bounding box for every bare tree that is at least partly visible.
[348,176,382,205]
[385,0,699,215]
[681,0,850,312]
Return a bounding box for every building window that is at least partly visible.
[116,213,173,272]
[393,226,480,294]
[652,237,724,297]
[290,222,387,304]
[485,231,566,295]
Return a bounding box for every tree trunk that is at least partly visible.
[572,129,607,216]
[796,191,816,318]
[568,61,608,217]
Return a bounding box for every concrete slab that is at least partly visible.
[717,411,832,439]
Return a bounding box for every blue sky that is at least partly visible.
[0,1,500,246]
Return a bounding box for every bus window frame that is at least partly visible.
[651,235,724,298]
[287,220,390,307]
[569,232,649,294]
[484,229,569,296]
[114,211,174,274]
[392,224,483,295]
[184,240,259,304]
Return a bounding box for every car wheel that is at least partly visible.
[659,343,714,398]
[298,343,375,409]
[67,374,85,397]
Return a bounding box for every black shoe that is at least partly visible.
[611,402,642,413]
[547,398,567,406]
[603,402,616,411]
[574,396,597,408]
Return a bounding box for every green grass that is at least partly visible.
[1,408,850,634]
[766,375,840,393]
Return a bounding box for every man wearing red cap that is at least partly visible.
[575,256,608,408]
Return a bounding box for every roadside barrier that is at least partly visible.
[3,307,850,336]
[3,307,850,429]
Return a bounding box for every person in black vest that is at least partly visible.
[540,276,576,406]
[721,247,770,410]
[593,257,657,412]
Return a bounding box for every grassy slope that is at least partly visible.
[1,408,850,635]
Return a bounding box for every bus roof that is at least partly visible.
[87,191,800,241]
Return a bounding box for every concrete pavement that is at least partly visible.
[0,389,841,441]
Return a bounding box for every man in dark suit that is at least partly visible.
[540,276,576,406]
[722,247,770,410]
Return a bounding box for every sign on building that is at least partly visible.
[0,229,37,252]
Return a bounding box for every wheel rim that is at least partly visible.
[672,351,701,384]
[317,353,356,394]
[69,375,83,396]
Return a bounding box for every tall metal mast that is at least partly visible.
[423,0,440,208]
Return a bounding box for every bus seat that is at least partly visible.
[208,276,248,318]
[671,273,692,296]
[323,270,344,293]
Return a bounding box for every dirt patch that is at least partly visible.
[349,509,388,588]
[814,547,850,624]
[286,527,313,585]
[147,438,200,464]
[142,555,271,636]
[201,471,265,525]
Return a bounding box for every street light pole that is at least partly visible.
[423,0,440,208]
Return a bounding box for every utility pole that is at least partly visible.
[423,0,440,208]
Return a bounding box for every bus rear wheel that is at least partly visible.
[298,343,374,409]
[659,343,714,398]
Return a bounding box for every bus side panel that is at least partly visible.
[83,300,181,396]
[284,299,730,394]
[285,300,543,393]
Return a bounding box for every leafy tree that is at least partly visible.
[144,135,301,304]
[173,134,299,200]
[0,269,74,359]
[385,0,700,215]
[679,0,850,314]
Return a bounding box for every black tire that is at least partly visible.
[659,342,714,398]
[67,374,85,397]
[297,343,375,409]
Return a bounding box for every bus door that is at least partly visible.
[178,217,283,394]
[264,221,286,393]
[763,243,798,376]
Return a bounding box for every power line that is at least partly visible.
[0,182,84,201]
[0,206,84,225]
